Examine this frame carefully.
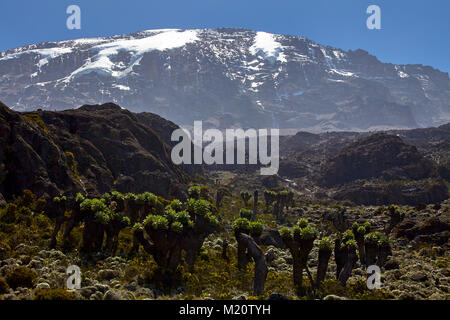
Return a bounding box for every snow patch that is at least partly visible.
[328,69,354,77]
[94,29,199,54]
[398,71,409,78]
[112,84,131,91]
[333,50,346,60]
[68,30,199,79]
[249,32,286,63]
[255,100,265,110]
[0,47,72,63]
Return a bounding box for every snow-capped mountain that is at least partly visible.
[1,28,450,131]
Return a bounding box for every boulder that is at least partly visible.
[323,294,348,300]
[98,269,119,281]
[103,290,122,300]
[36,282,50,290]
[267,293,289,300]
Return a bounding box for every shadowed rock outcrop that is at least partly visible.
[394,216,450,245]
[0,101,189,200]
[318,133,437,187]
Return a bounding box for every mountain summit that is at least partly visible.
[1,28,449,131]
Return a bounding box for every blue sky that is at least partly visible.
[1,0,449,73]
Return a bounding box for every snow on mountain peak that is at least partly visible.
[0,47,73,62]
[1,28,449,130]
[94,29,199,53]
[67,29,199,79]
[249,32,286,63]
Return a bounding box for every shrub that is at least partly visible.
[240,208,253,219]
[298,218,308,228]
[293,225,301,237]
[110,211,130,226]
[364,232,381,244]
[263,190,278,209]
[165,208,177,222]
[0,277,9,294]
[0,203,18,223]
[342,229,355,242]
[6,266,38,289]
[94,210,111,225]
[35,214,52,229]
[186,198,211,217]
[168,199,183,212]
[240,191,252,206]
[300,226,318,240]
[34,198,47,213]
[378,235,390,248]
[345,239,358,248]
[188,186,201,199]
[232,218,250,233]
[110,191,123,201]
[23,113,50,134]
[199,186,210,200]
[53,196,67,203]
[175,210,192,225]
[33,289,77,300]
[141,192,158,206]
[280,227,293,240]
[356,226,366,235]
[101,192,111,202]
[19,189,36,207]
[132,222,143,231]
[125,193,137,202]
[80,198,107,213]
[206,213,219,227]
[318,237,334,251]
[143,215,169,230]
[249,221,264,238]
[171,221,184,234]
[75,193,85,203]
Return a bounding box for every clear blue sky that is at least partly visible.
[1,0,449,73]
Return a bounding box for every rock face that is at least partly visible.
[0,101,188,200]
[0,101,80,199]
[318,133,437,187]
[275,127,450,205]
[394,216,450,245]
[330,179,449,206]
[314,133,449,205]
[1,28,450,131]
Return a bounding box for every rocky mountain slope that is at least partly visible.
[317,133,438,187]
[1,28,450,131]
[0,101,188,201]
[279,122,450,181]
[275,124,450,205]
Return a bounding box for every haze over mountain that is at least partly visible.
[1,28,450,131]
